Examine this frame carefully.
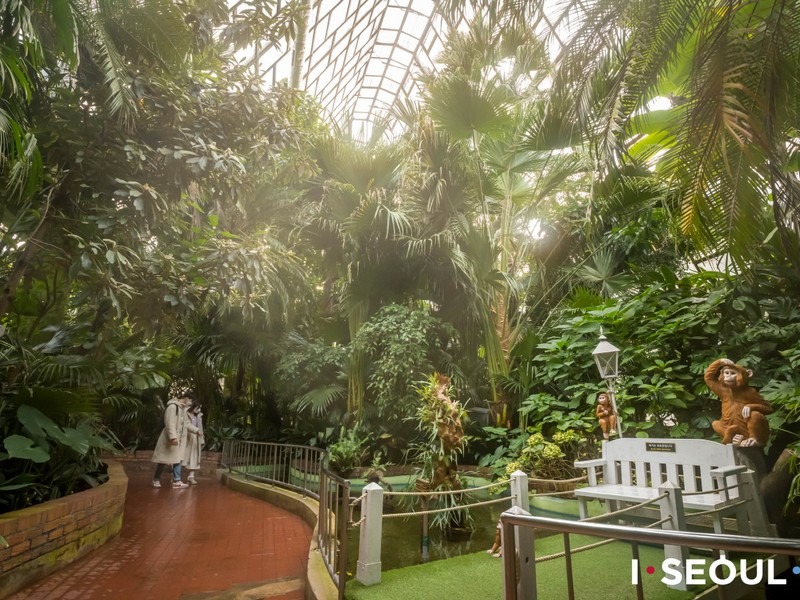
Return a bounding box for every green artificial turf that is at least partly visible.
[345,534,710,600]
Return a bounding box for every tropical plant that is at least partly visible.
[407,373,471,530]
[520,266,800,450]
[0,0,322,504]
[325,426,369,477]
[352,304,459,425]
[0,403,116,512]
[501,430,594,482]
[273,333,349,437]
[549,0,800,270]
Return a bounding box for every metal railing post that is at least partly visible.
[356,482,384,586]
[336,479,350,600]
[498,511,800,600]
[501,518,519,600]
[502,504,535,599]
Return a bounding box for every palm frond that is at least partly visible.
[292,384,346,417]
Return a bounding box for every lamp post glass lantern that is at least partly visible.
[592,333,623,437]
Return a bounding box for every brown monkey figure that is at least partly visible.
[595,392,617,440]
[704,358,774,447]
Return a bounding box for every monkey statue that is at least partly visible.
[704,358,774,448]
[595,392,617,440]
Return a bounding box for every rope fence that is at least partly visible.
[384,494,516,519]
[681,481,748,496]
[644,516,673,528]
[533,537,615,563]
[530,493,677,562]
[582,492,669,522]
[527,502,678,568]
[528,488,578,497]
[383,478,512,497]
[683,499,748,518]
[530,475,587,486]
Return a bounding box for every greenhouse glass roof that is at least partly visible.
[240,0,579,140]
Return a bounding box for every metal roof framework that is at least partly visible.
[237,0,583,140]
[302,0,451,140]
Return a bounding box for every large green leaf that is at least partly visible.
[17,404,62,443]
[3,435,50,463]
[60,427,91,456]
[425,75,512,140]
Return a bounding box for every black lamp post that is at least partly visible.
[592,332,623,437]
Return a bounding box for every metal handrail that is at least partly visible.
[221,439,326,499]
[221,440,347,599]
[318,465,350,600]
[500,512,800,600]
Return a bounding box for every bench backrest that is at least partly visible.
[601,438,737,493]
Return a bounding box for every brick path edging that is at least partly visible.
[0,460,127,599]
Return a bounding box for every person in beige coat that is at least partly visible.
[152,390,199,488]
[181,401,204,485]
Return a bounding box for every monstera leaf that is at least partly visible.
[3,435,50,463]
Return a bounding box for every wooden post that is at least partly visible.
[738,470,771,537]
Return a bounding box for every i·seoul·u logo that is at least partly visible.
[631,558,800,586]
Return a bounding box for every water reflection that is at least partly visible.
[347,503,505,572]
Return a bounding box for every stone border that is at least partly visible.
[0,460,127,599]
[219,471,338,600]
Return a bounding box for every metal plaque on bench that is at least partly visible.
[645,442,676,453]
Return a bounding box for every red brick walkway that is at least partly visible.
[9,468,312,600]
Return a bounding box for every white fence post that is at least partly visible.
[658,481,689,591]
[356,482,384,586]
[510,470,530,512]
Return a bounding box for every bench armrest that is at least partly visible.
[574,458,606,469]
[574,458,605,486]
[709,465,748,477]
[710,465,750,501]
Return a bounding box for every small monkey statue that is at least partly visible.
[595,392,617,440]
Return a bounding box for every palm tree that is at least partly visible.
[548,0,800,270]
[408,12,592,423]
[290,133,412,414]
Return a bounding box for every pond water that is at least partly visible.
[346,499,505,572]
[345,476,579,573]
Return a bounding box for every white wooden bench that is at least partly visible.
[574,437,770,537]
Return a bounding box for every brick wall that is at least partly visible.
[0,460,127,599]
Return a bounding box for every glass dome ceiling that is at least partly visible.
[238,0,578,140]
